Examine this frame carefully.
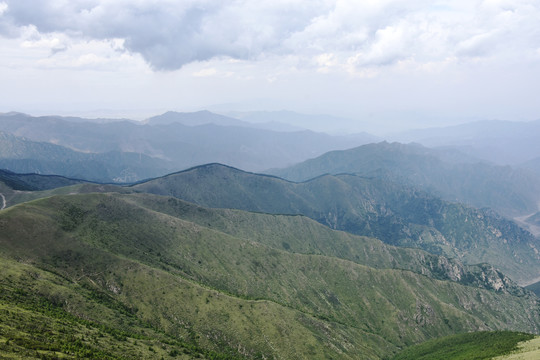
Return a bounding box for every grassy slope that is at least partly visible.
[4,163,539,284]
[391,331,535,360]
[125,194,527,295]
[0,257,212,360]
[1,193,539,359]
[494,336,540,359]
[132,164,540,284]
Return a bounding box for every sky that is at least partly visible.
[1,0,540,133]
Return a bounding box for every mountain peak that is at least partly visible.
[145,110,249,127]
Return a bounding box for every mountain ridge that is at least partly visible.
[130,163,540,284]
[268,141,540,217]
[1,191,539,358]
[0,111,376,176]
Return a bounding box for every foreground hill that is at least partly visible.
[391,331,537,360]
[268,142,540,218]
[132,164,540,284]
[1,192,539,359]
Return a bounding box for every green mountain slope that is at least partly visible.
[122,194,528,294]
[0,168,86,191]
[1,193,539,359]
[391,331,536,360]
[132,164,540,284]
[0,131,172,182]
[268,141,540,217]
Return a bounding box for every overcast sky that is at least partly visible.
[1,0,539,132]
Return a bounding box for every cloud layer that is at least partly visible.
[1,0,539,72]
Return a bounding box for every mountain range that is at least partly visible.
[268,141,540,218]
[2,160,538,285]
[0,131,172,183]
[393,119,540,165]
[0,112,376,181]
[1,110,540,358]
[1,189,538,359]
[129,163,540,285]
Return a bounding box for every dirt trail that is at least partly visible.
[0,193,5,210]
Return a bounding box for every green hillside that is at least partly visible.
[0,131,172,182]
[1,192,539,359]
[268,141,540,217]
[391,331,535,360]
[126,194,526,294]
[132,164,540,284]
[0,168,86,191]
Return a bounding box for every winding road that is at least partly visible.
[0,193,5,210]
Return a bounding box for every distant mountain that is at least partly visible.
[526,280,540,297]
[0,112,376,174]
[1,192,538,358]
[145,110,250,127]
[393,119,540,165]
[132,163,540,284]
[0,168,86,191]
[225,110,374,135]
[268,141,540,217]
[525,212,540,227]
[519,156,540,177]
[0,131,172,183]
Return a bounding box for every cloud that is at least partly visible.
[192,68,217,77]
[1,0,539,72]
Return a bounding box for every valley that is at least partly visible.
[2,1,540,357]
[0,0,540,360]
[1,111,540,359]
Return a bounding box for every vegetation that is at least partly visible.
[1,192,539,359]
[5,163,540,286]
[0,256,239,359]
[269,141,540,218]
[132,163,540,284]
[391,331,535,360]
[0,130,172,183]
[493,336,540,359]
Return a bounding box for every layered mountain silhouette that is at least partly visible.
[1,111,540,359]
[129,163,540,284]
[0,112,375,179]
[269,141,540,217]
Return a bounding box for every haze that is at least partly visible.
[1,0,539,133]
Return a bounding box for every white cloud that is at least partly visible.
[0,2,7,16]
[192,68,217,77]
[1,0,539,74]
